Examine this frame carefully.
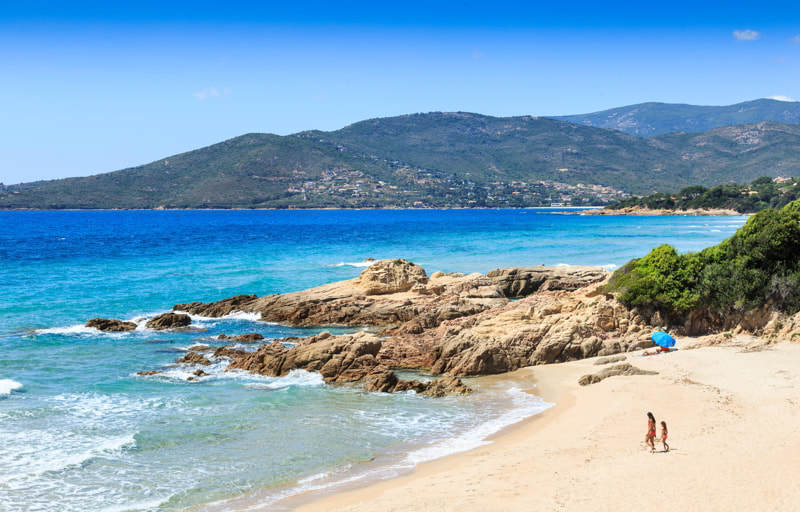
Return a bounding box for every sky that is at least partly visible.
[2,0,800,184]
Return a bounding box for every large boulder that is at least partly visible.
[146,312,191,330]
[354,259,428,295]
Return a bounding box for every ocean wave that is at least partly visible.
[0,379,23,396]
[34,324,104,336]
[330,260,375,268]
[175,310,263,323]
[0,433,136,484]
[238,369,325,389]
[404,387,553,465]
[601,263,618,271]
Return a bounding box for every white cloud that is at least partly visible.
[793,35,800,44]
[767,95,797,102]
[733,29,760,41]
[193,87,231,100]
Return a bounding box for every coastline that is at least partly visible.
[286,337,800,512]
[582,206,744,216]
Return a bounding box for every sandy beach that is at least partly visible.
[291,337,800,512]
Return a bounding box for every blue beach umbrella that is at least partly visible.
[651,331,676,348]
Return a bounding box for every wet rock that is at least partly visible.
[176,352,212,365]
[174,294,258,317]
[87,318,137,332]
[218,333,264,342]
[136,370,162,376]
[146,312,191,330]
[213,346,249,359]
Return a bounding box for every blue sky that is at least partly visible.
[2,1,799,184]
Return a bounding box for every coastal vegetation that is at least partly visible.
[3,102,800,209]
[604,199,800,318]
[605,176,800,213]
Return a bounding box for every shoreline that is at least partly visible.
[284,337,800,512]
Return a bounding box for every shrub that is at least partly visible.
[605,199,800,316]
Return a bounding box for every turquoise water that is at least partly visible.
[0,209,747,511]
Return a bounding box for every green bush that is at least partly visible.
[605,199,800,315]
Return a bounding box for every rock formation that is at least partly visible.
[488,265,609,297]
[146,312,191,330]
[226,331,472,397]
[86,318,137,332]
[174,259,508,327]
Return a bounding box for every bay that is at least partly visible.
[0,209,747,511]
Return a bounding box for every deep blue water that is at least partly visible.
[0,209,747,511]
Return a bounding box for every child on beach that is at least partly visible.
[660,421,669,452]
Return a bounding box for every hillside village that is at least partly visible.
[282,166,630,208]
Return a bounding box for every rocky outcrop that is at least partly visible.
[175,294,258,318]
[226,331,472,397]
[488,265,609,297]
[377,290,655,377]
[173,259,508,327]
[87,318,137,332]
[578,363,658,386]
[146,312,192,330]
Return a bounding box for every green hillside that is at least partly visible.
[553,98,800,137]
[2,109,800,210]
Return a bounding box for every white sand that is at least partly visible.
[290,338,800,511]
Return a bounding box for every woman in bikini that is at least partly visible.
[645,412,657,452]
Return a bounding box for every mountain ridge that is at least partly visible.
[2,101,800,210]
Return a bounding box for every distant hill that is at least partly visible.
[605,176,800,214]
[552,98,800,137]
[2,109,800,210]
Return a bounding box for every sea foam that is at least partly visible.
[0,379,23,396]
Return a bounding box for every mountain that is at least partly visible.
[552,98,800,137]
[2,110,800,210]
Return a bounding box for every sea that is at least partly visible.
[0,209,748,511]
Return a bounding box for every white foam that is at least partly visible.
[174,309,263,322]
[34,324,102,336]
[0,433,136,484]
[331,260,375,268]
[238,369,325,389]
[0,379,23,396]
[601,263,618,271]
[405,387,553,465]
[97,497,170,512]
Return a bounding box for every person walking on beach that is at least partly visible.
[660,421,669,452]
[645,412,657,452]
